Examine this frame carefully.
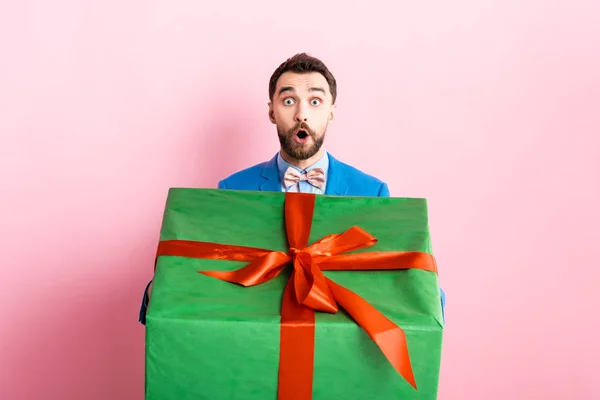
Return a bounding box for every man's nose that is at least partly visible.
[294,103,307,122]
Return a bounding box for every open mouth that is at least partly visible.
[292,127,311,144]
[296,130,308,139]
[294,129,310,144]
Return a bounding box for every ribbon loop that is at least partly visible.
[200,251,291,286]
[304,226,378,260]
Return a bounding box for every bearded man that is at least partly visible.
[218,53,389,196]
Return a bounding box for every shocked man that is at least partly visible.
[216,53,389,196]
[140,53,445,323]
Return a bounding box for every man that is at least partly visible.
[139,53,445,324]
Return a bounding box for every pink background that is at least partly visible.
[2,1,599,399]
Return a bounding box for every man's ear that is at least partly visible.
[329,103,337,122]
[268,102,276,124]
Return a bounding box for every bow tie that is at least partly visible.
[283,167,325,189]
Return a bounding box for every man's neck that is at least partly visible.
[279,148,326,170]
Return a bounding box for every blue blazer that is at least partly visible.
[139,152,445,323]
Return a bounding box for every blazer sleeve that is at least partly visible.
[138,280,152,325]
[378,183,390,197]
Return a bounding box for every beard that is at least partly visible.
[277,121,326,161]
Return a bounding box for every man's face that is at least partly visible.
[269,72,336,161]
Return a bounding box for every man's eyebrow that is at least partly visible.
[309,87,326,94]
[278,86,295,95]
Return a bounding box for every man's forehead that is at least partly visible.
[276,72,330,94]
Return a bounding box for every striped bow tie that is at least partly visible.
[283,167,325,189]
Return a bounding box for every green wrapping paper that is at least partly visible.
[145,188,444,400]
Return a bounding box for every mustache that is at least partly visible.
[287,121,315,137]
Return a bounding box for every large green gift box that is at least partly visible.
[145,188,444,400]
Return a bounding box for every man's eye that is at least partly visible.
[311,99,321,106]
[283,98,294,105]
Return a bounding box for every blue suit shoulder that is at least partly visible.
[332,157,390,197]
[218,161,268,190]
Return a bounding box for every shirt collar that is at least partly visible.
[277,151,329,180]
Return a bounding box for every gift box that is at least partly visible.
[145,188,444,400]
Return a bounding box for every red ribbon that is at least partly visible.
[156,192,438,398]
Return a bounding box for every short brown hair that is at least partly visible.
[269,53,337,104]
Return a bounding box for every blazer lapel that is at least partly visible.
[259,154,283,192]
[324,153,348,195]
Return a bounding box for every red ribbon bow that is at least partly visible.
[156,193,438,399]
